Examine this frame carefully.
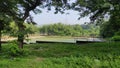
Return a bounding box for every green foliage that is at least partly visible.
[8,42,20,56]
[4,22,39,37]
[8,41,29,57]
[0,42,120,68]
[40,23,100,37]
[111,35,120,41]
[100,20,120,38]
[24,23,39,34]
[38,56,120,68]
[115,31,120,36]
[73,0,120,38]
[100,21,114,38]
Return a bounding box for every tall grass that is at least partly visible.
[0,42,120,68]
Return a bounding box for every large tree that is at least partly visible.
[10,0,68,49]
[0,0,17,50]
[12,0,43,48]
[72,0,120,37]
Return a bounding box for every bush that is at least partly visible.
[111,35,120,41]
[8,41,29,57]
[115,31,120,36]
[9,43,19,56]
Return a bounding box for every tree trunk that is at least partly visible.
[17,25,24,49]
[0,29,1,51]
[15,20,25,49]
[0,21,2,51]
[18,38,24,49]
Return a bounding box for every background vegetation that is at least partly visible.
[39,23,100,37]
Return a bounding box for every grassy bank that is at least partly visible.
[0,42,120,68]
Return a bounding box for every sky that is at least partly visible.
[31,7,90,26]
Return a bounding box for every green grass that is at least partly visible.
[0,42,120,68]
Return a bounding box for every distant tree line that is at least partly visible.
[39,23,100,37]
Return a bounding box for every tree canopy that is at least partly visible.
[0,0,17,50]
[71,0,120,37]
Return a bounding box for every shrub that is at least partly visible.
[115,31,120,36]
[111,35,120,41]
[9,43,20,56]
[8,41,29,57]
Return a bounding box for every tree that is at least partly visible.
[11,0,68,49]
[10,0,41,48]
[0,20,11,50]
[72,0,120,37]
[0,0,16,50]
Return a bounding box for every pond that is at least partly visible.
[24,37,105,44]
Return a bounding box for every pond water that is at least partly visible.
[24,38,105,44]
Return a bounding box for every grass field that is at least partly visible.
[0,42,120,68]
